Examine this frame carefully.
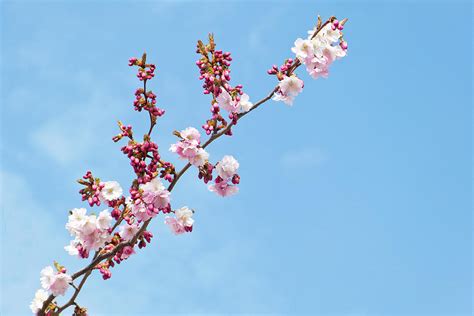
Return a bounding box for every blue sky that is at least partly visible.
[0,1,472,315]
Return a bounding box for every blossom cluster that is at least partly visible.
[127,177,171,222]
[165,206,195,235]
[65,208,113,258]
[209,155,240,197]
[170,127,209,167]
[271,17,348,106]
[169,126,241,196]
[196,34,253,136]
[30,265,73,313]
[293,18,347,79]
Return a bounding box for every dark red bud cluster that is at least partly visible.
[268,58,295,79]
[133,88,165,117]
[198,162,214,184]
[159,161,176,183]
[77,171,104,207]
[121,141,160,184]
[138,231,153,249]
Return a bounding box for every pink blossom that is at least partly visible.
[164,217,186,235]
[120,246,135,260]
[208,181,239,197]
[216,88,239,112]
[180,127,201,141]
[170,140,200,159]
[170,127,209,167]
[279,75,304,97]
[119,223,140,241]
[140,177,171,209]
[40,266,72,296]
[215,155,239,180]
[130,201,155,222]
[49,273,72,296]
[175,206,194,228]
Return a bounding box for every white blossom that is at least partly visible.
[119,223,140,241]
[216,155,239,180]
[180,127,201,141]
[238,93,253,113]
[30,289,48,314]
[291,38,314,60]
[40,266,55,291]
[279,75,304,97]
[97,209,113,230]
[64,239,79,256]
[189,147,209,167]
[175,206,194,227]
[100,181,123,201]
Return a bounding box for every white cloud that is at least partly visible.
[281,147,328,168]
[28,71,124,166]
[0,170,63,314]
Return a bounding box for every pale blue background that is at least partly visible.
[0,1,472,315]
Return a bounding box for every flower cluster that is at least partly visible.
[170,127,209,167]
[271,16,348,106]
[31,264,73,313]
[127,177,171,222]
[209,155,240,197]
[196,34,253,136]
[273,75,305,105]
[165,206,194,235]
[293,18,347,79]
[169,128,241,196]
[65,208,113,258]
[40,266,72,296]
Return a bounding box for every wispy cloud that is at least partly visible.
[280,147,328,168]
[28,70,124,166]
[0,170,63,315]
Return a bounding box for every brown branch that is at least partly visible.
[39,16,337,315]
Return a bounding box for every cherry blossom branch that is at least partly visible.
[34,15,349,315]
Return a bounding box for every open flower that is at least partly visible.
[273,75,304,106]
[141,177,171,209]
[292,38,314,60]
[97,210,113,230]
[238,93,253,112]
[164,217,186,235]
[208,181,239,197]
[100,181,123,201]
[119,222,140,241]
[279,75,304,97]
[216,155,239,180]
[175,206,194,227]
[180,126,201,141]
[189,147,209,167]
[30,289,49,314]
[216,88,238,112]
[40,266,72,296]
